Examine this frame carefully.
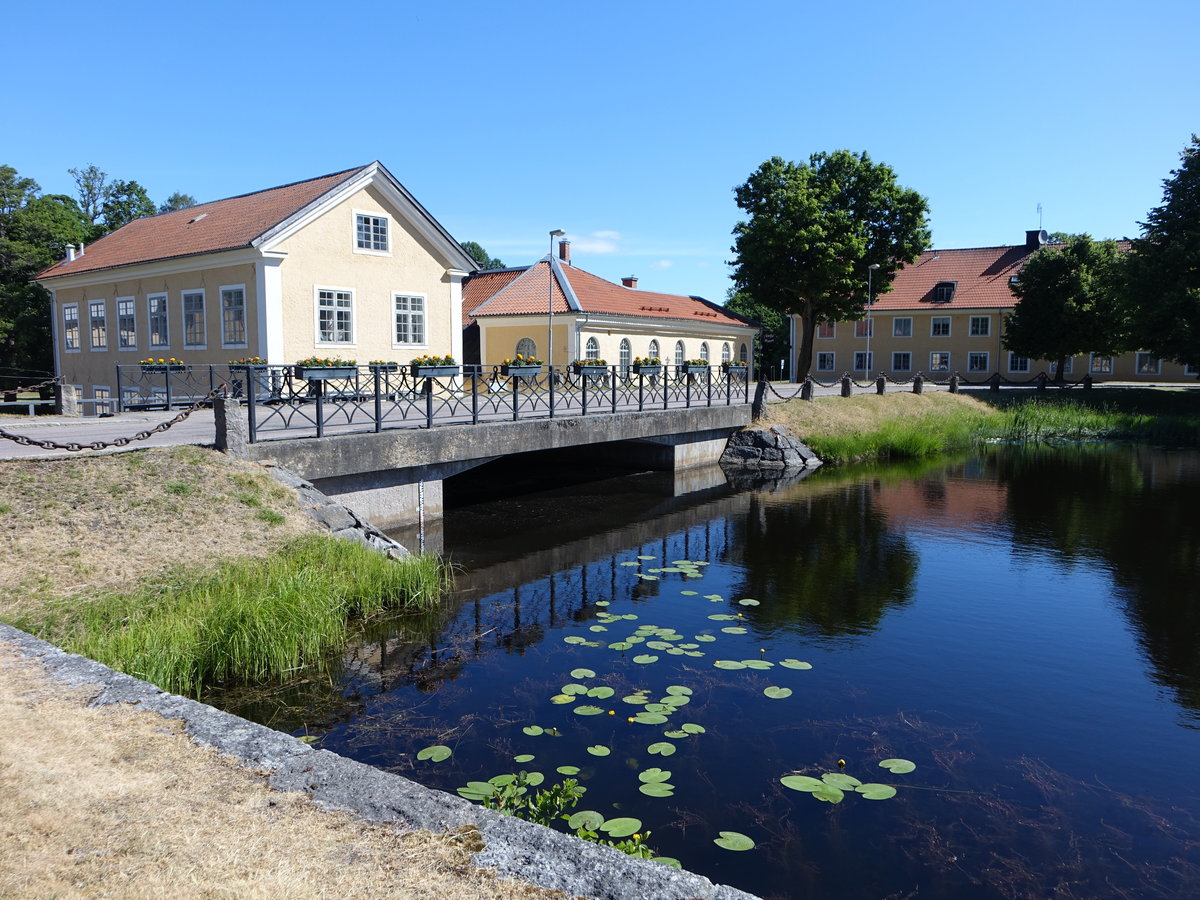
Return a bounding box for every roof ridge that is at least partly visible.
[153,164,369,219]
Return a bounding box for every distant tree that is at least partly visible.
[100,179,156,232]
[159,192,197,214]
[1124,135,1200,368]
[460,240,505,270]
[68,164,108,224]
[1003,235,1128,381]
[730,152,929,378]
[0,165,39,217]
[724,289,788,372]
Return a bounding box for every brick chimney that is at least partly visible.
[558,240,571,265]
[621,275,638,289]
[1026,229,1048,250]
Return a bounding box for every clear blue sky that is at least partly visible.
[7,0,1196,304]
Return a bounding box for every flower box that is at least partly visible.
[411,364,461,378]
[633,363,663,376]
[573,363,609,377]
[368,363,400,373]
[501,364,542,377]
[294,366,357,380]
[140,364,186,374]
[683,364,710,375]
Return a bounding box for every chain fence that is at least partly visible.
[0,384,228,453]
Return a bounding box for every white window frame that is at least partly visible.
[892,317,912,338]
[1185,363,1199,377]
[1008,352,1030,373]
[115,297,136,351]
[182,289,206,349]
[816,321,835,339]
[968,351,990,373]
[929,351,951,372]
[147,293,169,348]
[739,342,748,363]
[92,385,113,417]
[892,351,911,372]
[721,342,731,364]
[619,338,632,373]
[648,339,660,359]
[1089,353,1113,374]
[969,315,991,337]
[854,319,874,339]
[816,351,835,372]
[220,284,248,348]
[931,316,951,337]
[674,340,685,367]
[89,300,107,350]
[353,210,391,256]
[63,303,80,352]
[315,286,355,346]
[853,350,872,371]
[392,293,426,347]
[699,341,710,362]
[585,336,601,361]
[1135,352,1161,375]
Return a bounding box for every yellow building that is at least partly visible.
[465,241,757,376]
[789,231,1196,383]
[36,162,475,407]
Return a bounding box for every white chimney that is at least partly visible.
[77,243,85,257]
[66,246,76,262]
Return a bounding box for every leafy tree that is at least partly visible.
[460,240,505,270]
[159,192,197,214]
[724,289,788,372]
[0,166,39,217]
[1003,234,1128,381]
[730,152,930,377]
[1124,135,1200,368]
[100,179,156,231]
[68,164,109,224]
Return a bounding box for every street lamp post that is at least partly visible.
[548,229,565,370]
[866,263,880,374]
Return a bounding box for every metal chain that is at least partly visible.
[3,374,64,393]
[0,383,228,452]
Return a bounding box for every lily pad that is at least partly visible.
[738,598,761,606]
[647,742,677,756]
[661,695,690,707]
[523,725,544,736]
[608,641,634,651]
[599,817,642,838]
[550,694,575,704]
[695,634,718,643]
[812,783,845,804]
[644,703,673,714]
[636,555,656,560]
[681,590,699,596]
[646,640,675,650]
[721,626,748,635]
[633,713,668,725]
[638,574,659,581]
[779,659,813,670]
[763,686,793,699]
[714,831,755,851]
[822,772,862,789]
[622,694,649,705]
[855,783,898,800]
[633,654,659,664]
[879,758,917,774]
[524,772,545,786]
[704,594,725,602]
[624,635,645,644]
[556,765,581,776]
[416,745,451,762]
[714,660,746,670]
[586,686,615,699]
[780,775,825,792]
[652,857,682,868]
[562,683,588,695]
[586,745,611,756]
[574,705,605,716]
[742,659,773,669]
[708,614,737,621]
[589,625,608,632]
[680,723,706,734]
[457,781,498,801]
[514,754,535,763]
[638,767,672,783]
[639,782,675,797]
[663,730,688,739]
[563,635,586,645]
[665,685,693,696]
[567,810,605,830]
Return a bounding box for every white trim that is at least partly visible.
[853,350,873,371]
[447,269,466,366]
[1008,351,1030,373]
[219,283,249,349]
[930,316,951,337]
[352,208,392,257]
[967,351,990,373]
[929,351,951,372]
[257,258,284,362]
[891,316,913,338]
[37,247,279,291]
[181,288,207,350]
[313,285,356,347]
[61,301,81,353]
[88,299,108,351]
[1135,352,1161,375]
[147,292,170,349]
[115,295,138,351]
[391,292,429,349]
[1089,353,1113,374]
[50,291,61,376]
[816,351,836,372]
[891,350,911,372]
[969,315,991,337]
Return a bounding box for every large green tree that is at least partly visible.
[100,179,156,232]
[460,240,505,270]
[724,289,788,373]
[0,166,90,374]
[1124,135,1200,368]
[730,152,930,377]
[1003,234,1128,381]
[158,192,197,214]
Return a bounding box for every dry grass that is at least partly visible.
[0,446,319,620]
[759,390,990,438]
[0,645,566,899]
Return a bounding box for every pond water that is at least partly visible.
[217,445,1200,899]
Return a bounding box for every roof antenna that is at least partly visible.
[1037,202,1043,231]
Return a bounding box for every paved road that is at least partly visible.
[0,410,219,460]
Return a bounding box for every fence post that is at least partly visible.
[115,366,124,412]
[840,375,852,397]
[55,382,80,416]
[471,366,480,424]
[548,366,556,418]
[949,374,959,394]
[213,397,248,456]
[373,367,383,432]
[751,379,768,421]
[913,374,924,394]
[611,366,617,414]
[989,373,1001,392]
[512,373,520,421]
[801,376,813,401]
[1083,374,1093,390]
[424,377,434,427]
[875,375,885,395]
[1036,372,1048,392]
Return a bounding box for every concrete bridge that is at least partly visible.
[222,402,753,528]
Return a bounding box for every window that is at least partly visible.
[63,304,80,351]
[1008,352,1030,373]
[1052,358,1074,376]
[515,337,536,359]
[89,301,107,349]
[1089,354,1113,374]
[182,290,205,348]
[148,294,169,348]
[1185,363,1199,377]
[1136,352,1161,375]
[854,319,873,338]
[721,342,731,364]
[648,339,660,359]
[585,337,600,361]
[355,213,389,252]
[619,338,632,373]
[893,317,912,337]
[221,286,246,346]
[934,281,956,302]
[739,343,748,363]
[931,317,951,337]
[816,321,835,339]
[699,341,710,362]
[816,352,835,372]
[92,386,112,416]
[854,351,872,372]
[892,351,911,372]
[674,341,685,367]
[968,351,990,373]
[929,351,950,372]
[117,298,136,349]
[969,316,991,337]
[317,288,354,343]
[393,293,425,345]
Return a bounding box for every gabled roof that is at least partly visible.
[467,258,753,329]
[869,244,1032,312]
[37,161,476,281]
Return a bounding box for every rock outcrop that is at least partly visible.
[720,425,822,471]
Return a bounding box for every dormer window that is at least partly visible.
[355,213,389,253]
[1009,275,1020,284]
[933,281,956,303]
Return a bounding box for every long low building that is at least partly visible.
[789,230,1196,383]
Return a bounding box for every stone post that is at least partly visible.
[840,375,852,397]
[949,374,959,394]
[875,375,886,395]
[55,383,80,417]
[913,374,924,394]
[1036,372,1048,391]
[990,373,1001,393]
[214,397,248,456]
[1083,374,1093,390]
[751,379,768,421]
[801,377,813,401]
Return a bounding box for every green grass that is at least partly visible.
[803,404,1003,464]
[21,536,450,697]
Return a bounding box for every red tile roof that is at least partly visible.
[37,166,368,280]
[462,268,524,325]
[467,260,752,329]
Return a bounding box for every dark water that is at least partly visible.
[217,446,1200,899]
